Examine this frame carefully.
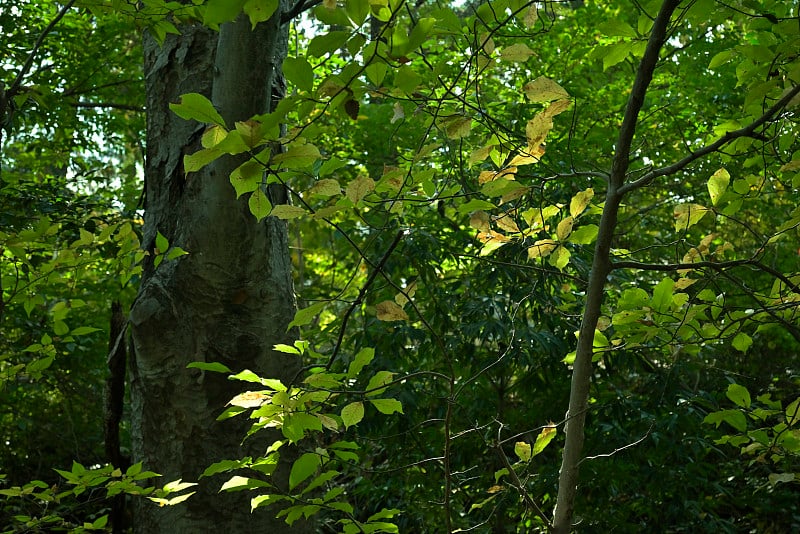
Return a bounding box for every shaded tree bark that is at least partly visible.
[129,8,307,533]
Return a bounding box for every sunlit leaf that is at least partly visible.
[341,401,365,429]
[523,76,570,102]
[673,203,709,232]
[707,168,730,206]
[170,93,226,127]
[514,441,532,462]
[569,188,594,217]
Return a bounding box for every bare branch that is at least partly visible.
[72,102,145,112]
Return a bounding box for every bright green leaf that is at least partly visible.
[341,401,365,428]
[170,93,226,127]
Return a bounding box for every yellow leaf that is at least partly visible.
[514,441,532,462]
[444,116,472,139]
[235,120,262,148]
[499,43,534,62]
[494,214,520,233]
[479,167,517,184]
[525,113,553,148]
[479,32,495,54]
[673,203,709,232]
[569,188,594,217]
[346,175,375,204]
[674,277,697,290]
[500,185,529,205]
[469,211,491,231]
[201,125,227,148]
[478,230,511,243]
[523,4,538,27]
[543,99,572,118]
[779,159,800,172]
[469,145,493,165]
[323,0,336,8]
[528,239,557,258]
[523,76,570,102]
[707,168,729,206]
[229,391,269,408]
[376,301,409,321]
[307,178,341,197]
[509,144,545,166]
[556,216,574,241]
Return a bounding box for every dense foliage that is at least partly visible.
[1,0,798,532]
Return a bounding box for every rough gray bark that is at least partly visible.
[129,9,307,533]
[550,2,681,532]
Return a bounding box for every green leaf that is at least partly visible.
[251,494,286,511]
[597,19,637,38]
[187,361,232,373]
[365,371,394,397]
[273,142,321,169]
[284,57,314,93]
[726,383,751,409]
[220,475,271,492]
[732,332,752,353]
[345,0,370,26]
[785,398,800,426]
[457,199,497,215]
[274,343,301,355]
[703,409,747,432]
[341,401,364,428]
[708,49,735,69]
[369,398,403,415]
[244,0,278,27]
[532,425,557,456]
[155,231,169,254]
[289,301,328,329]
[248,189,272,221]
[707,168,730,206]
[184,147,223,173]
[289,452,322,490]
[568,224,598,245]
[651,278,674,314]
[347,347,375,379]
[203,0,248,27]
[170,93,226,127]
[70,326,101,336]
[308,31,350,58]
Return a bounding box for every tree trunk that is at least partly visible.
[551,1,681,532]
[129,9,306,533]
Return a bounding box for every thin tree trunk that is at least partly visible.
[551,2,681,532]
[129,8,306,532]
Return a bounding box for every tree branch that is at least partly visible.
[281,0,323,24]
[619,83,800,195]
[6,0,77,99]
[611,258,800,296]
[72,102,145,112]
